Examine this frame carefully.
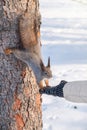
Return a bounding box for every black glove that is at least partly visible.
[39,80,67,97]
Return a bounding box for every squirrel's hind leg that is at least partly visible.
[4,48,14,55]
[4,48,28,63]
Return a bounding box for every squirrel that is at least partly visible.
[4,12,52,88]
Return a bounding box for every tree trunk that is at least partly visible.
[0,0,42,130]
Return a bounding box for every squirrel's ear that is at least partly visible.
[40,59,45,71]
[47,57,50,68]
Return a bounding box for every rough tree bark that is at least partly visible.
[0,0,42,130]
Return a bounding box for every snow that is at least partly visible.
[39,0,87,130]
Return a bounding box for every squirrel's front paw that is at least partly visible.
[44,79,49,87]
[4,48,13,55]
[39,80,44,89]
[39,79,50,89]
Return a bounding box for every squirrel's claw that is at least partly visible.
[4,48,13,55]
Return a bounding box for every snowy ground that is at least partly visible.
[39,0,87,130]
